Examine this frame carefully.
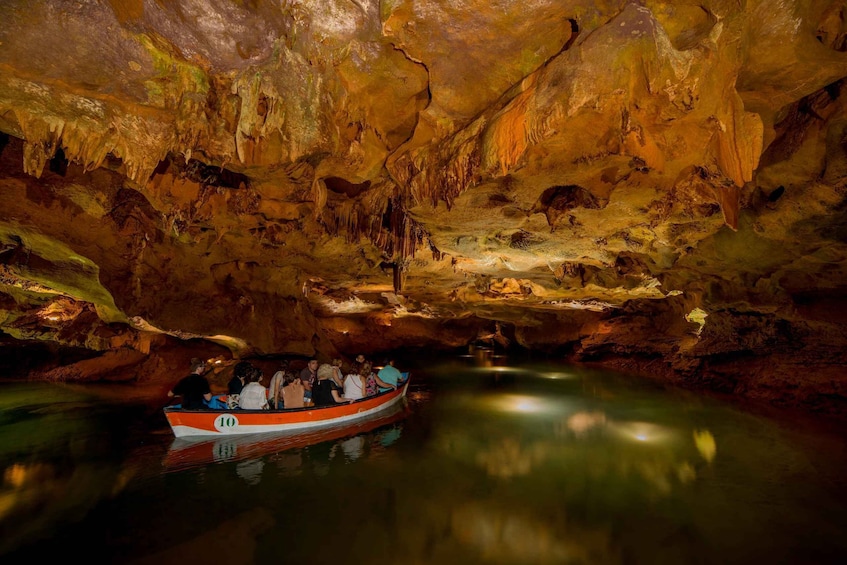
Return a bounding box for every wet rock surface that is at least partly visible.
[0,1,845,413]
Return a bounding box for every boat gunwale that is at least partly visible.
[163,375,410,437]
[163,376,409,415]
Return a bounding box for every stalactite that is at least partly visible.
[311,177,327,217]
[62,127,113,174]
[15,111,65,178]
[393,262,402,293]
[485,87,532,176]
[10,101,176,186]
[712,93,763,188]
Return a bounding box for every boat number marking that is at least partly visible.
[213,440,237,462]
[214,413,239,431]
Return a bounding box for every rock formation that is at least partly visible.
[0,0,845,412]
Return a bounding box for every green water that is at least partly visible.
[1,354,846,564]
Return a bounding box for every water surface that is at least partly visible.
[2,354,846,564]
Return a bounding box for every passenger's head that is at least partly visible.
[190,358,206,373]
[233,360,253,381]
[308,359,319,371]
[317,363,334,381]
[331,358,342,367]
[355,354,365,364]
[249,366,263,383]
[359,361,372,376]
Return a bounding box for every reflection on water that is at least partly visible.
[428,389,704,496]
[130,507,276,565]
[235,458,264,485]
[172,413,407,486]
[163,403,409,476]
[2,354,847,564]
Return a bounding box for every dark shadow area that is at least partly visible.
[324,176,371,197]
[0,132,9,159]
[533,185,604,227]
[0,336,100,379]
[153,155,252,189]
[48,146,68,177]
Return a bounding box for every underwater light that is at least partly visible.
[471,366,523,374]
[611,421,673,444]
[513,397,539,412]
[540,371,576,380]
[482,394,569,416]
[492,395,543,413]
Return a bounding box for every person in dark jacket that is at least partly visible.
[226,360,251,409]
[168,358,212,410]
[311,363,353,406]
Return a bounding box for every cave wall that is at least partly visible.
[0,1,846,412]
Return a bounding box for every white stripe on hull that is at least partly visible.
[170,389,406,438]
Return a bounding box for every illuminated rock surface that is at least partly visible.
[0,1,845,411]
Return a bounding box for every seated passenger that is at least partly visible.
[376,357,402,393]
[168,358,212,410]
[312,363,354,406]
[343,361,371,401]
[227,360,250,409]
[238,365,269,410]
[350,353,367,376]
[268,360,290,409]
[331,358,345,388]
[364,364,379,397]
[299,359,319,403]
[281,373,305,409]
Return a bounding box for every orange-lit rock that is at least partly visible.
[0,1,846,413]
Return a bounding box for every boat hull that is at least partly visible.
[163,402,409,471]
[164,380,409,437]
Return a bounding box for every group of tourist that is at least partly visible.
[168,354,406,411]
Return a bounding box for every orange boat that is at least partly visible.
[163,400,410,472]
[163,375,410,438]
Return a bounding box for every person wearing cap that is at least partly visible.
[168,358,212,410]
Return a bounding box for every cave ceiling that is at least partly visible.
[1,0,847,370]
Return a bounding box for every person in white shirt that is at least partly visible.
[238,365,269,410]
[343,361,371,401]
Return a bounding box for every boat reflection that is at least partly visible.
[162,403,410,474]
